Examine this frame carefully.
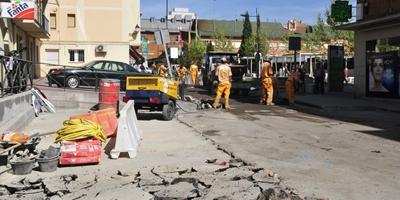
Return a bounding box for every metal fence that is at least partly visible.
[0,55,33,97]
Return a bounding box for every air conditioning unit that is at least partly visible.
[95,45,107,53]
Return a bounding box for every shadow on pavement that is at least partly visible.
[186,87,400,143]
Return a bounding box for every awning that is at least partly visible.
[129,46,145,64]
[336,13,400,31]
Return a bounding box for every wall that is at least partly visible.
[353,24,400,97]
[358,0,400,21]
[39,0,140,77]
[0,91,35,132]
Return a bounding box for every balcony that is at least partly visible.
[13,0,50,38]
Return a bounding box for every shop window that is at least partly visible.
[69,50,84,62]
[366,36,400,97]
[67,14,76,28]
[50,13,56,29]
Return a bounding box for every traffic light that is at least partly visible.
[331,0,352,23]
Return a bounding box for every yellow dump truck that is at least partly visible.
[123,76,178,120]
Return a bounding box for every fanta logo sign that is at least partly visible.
[7,3,29,17]
[1,1,34,19]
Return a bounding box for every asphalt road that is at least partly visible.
[180,87,400,200]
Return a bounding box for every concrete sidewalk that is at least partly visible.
[293,92,400,113]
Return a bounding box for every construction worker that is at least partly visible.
[158,64,168,77]
[189,63,198,87]
[285,70,300,104]
[260,61,274,105]
[176,65,188,100]
[213,57,232,109]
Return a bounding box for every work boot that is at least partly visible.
[213,97,221,109]
[224,99,230,109]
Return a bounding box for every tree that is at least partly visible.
[178,38,206,67]
[178,43,191,67]
[206,41,214,52]
[213,29,234,51]
[239,12,255,56]
[253,15,269,56]
[188,38,206,66]
[325,9,354,54]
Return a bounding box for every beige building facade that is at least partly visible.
[39,0,140,77]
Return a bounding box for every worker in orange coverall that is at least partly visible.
[213,57,232,109]
[158,64,168,77]
[189,63,198,87]
[285,70,300,104]
[260,61,274,105]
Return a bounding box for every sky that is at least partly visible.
[141,0,357,25]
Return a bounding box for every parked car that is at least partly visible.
[47,60,151,90]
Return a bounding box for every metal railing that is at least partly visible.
[0,56,33,97]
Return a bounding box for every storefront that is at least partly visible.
[339,14,400,98]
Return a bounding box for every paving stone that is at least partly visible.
[201,179,254,199]
[217,167,254,181]
[0,187,10,196]
[253,169,281,184]
[95,184,153,200]
[154,182,198,199]
[42,178,69,195]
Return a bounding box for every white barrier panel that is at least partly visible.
[110,100,142,159]
[31,88,56,113]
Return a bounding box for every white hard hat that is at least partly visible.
[221,57,227,63]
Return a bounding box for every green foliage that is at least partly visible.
[213,29,234,51]
[178,43,191,67]
[239,12,255,56]
[188,38,206,65]
[258,31,269,55]
[178,38,206,67]
[325,9,355,53]
[206,41,214,52]
[253,15,269,55]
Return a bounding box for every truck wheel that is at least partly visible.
[162,100,176,121]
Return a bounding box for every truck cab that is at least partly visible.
[203,51,260,95]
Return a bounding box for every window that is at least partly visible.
[91,62,105,70]
[50,13,56,29]
[106,62,124,72]
[68,50,84,62]
[45,49,59,64]
[67,14,76,28]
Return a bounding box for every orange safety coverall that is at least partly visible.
[285,73,300,104]
[213,64,232,109]
[189,64,198,86]
[177,66,188,80]
[260,62,274,105]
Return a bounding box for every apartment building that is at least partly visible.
[339,0,400,98]
[39,0,140,77]
[0,0,49,76]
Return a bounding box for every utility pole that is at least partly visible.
[166,0,168,29]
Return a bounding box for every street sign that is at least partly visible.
[331,1,352,23]
[154,29,170,45]
[170,47,178,59]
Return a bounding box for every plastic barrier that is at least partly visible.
[70,108,117,137]
[59,139,101,165]
[110,100,142,159]
[31,88,56,113]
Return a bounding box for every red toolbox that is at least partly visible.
[59,139,102,165]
